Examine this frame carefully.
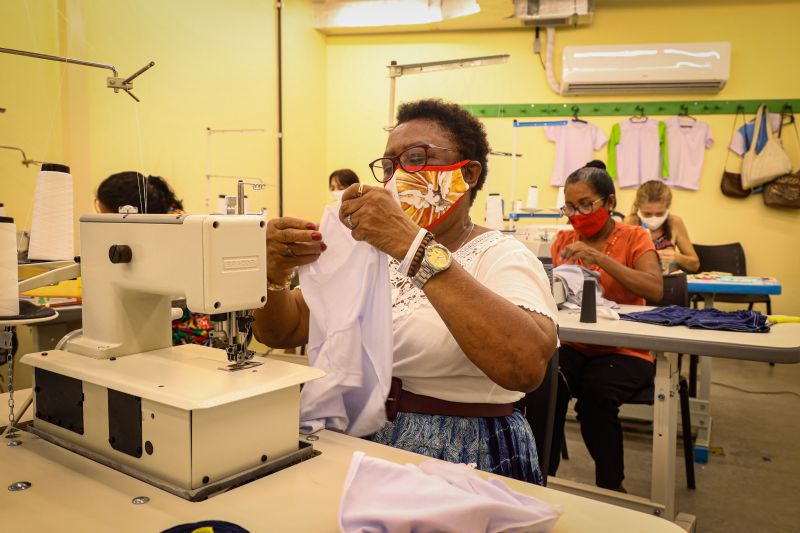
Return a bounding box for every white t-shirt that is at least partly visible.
[391,231,558,404]
[663,116,714,191]
[608,119,669,189]
[544,121,608,186]
[728,113,782,155]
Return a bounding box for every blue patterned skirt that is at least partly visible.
[366,409,543,485]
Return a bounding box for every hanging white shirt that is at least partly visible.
[607,119,669,189]
[544,121,609,186]
[298,205,393,437]
[390,231,558,404]
[663,116,714,191]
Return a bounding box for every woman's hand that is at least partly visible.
[267,217,325,284]
[657,247,676,264]
[561,241,603,266]
[338,184,419,260]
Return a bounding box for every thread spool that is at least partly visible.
[27,163,74,261]
[0,217,19,317]
[555,186,566,210]
[216,194,227,214]
[485,193,504,230]
[526,186,539,209]
[579,278,597,323]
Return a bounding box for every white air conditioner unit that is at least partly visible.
[561,42,731,95]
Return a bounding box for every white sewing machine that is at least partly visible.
[513,224,571,258]
[20,213,323,500]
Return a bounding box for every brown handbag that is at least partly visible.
[763,112,800,208]
[721,107,751,198]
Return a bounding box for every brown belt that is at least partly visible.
[385,377,514,422]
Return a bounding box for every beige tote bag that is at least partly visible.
[741,104,792,189]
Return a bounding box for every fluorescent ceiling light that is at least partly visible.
[313,0,480,29]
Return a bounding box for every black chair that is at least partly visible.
[692,242,774,379]
[517,348,559,486]
[646,273,696,490]
[693,243,772,314]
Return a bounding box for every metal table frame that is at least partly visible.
[552,305,800,531]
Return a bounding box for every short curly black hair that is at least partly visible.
[396,99,490,204]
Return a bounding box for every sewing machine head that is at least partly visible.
[20,212,324,500]
[65,213,267,360]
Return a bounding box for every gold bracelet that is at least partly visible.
[267,268,296,291]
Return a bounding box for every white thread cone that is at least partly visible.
[0,217,19,316]
[485,194,504,230]
[526,186,539,209]
[28,165,74,261]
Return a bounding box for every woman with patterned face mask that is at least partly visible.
[542,161,663,492]
[253,99,558,484]
[624,180,700,274]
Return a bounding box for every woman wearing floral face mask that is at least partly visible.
[624,180,700,273]
[253,99,558,484]
[544,160,663,492]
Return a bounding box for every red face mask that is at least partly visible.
[569,207,609,239]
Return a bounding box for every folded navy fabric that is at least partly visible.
[685,308,771,333]
[619,305,694,326]
[621,305,770,333]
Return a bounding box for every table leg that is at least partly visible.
[651,351,678,521]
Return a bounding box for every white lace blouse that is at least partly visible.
[391,230,558,404]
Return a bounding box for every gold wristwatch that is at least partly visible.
[411,243,452,289]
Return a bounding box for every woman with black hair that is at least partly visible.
[96,171,183,215]
[545,160,663,492]
[253,99,558,483]
[328,169,360,202]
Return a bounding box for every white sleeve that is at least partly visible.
[704,122,715,149]
[473,239,558,325]
[543,125,560,143]
[728,128,745,156]
[593,124,609,150]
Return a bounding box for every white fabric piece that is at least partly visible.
[397,227,428,276]
[552,264,618,309]
[728,112,782,155]
[391,231,558,404]
[663,117,714,191]
[544,121,608,186]
[298,205,393,437]
[339,451,562,533]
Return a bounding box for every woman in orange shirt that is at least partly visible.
[546,161,662,491]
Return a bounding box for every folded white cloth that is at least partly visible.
[339,451,562,533]
[299,205,393,437]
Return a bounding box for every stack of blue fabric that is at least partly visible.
[621,306,770,333]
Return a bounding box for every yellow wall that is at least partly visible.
[0,0,63,229]
[325,1,800,314]
[2,0,281,246]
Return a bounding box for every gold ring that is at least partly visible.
[357,183,365,197]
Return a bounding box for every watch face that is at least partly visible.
[426,246,450,269]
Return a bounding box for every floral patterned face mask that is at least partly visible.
[385,160,471,230]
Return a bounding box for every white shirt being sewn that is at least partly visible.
[298,205,393,437]
[391,231,558,404]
